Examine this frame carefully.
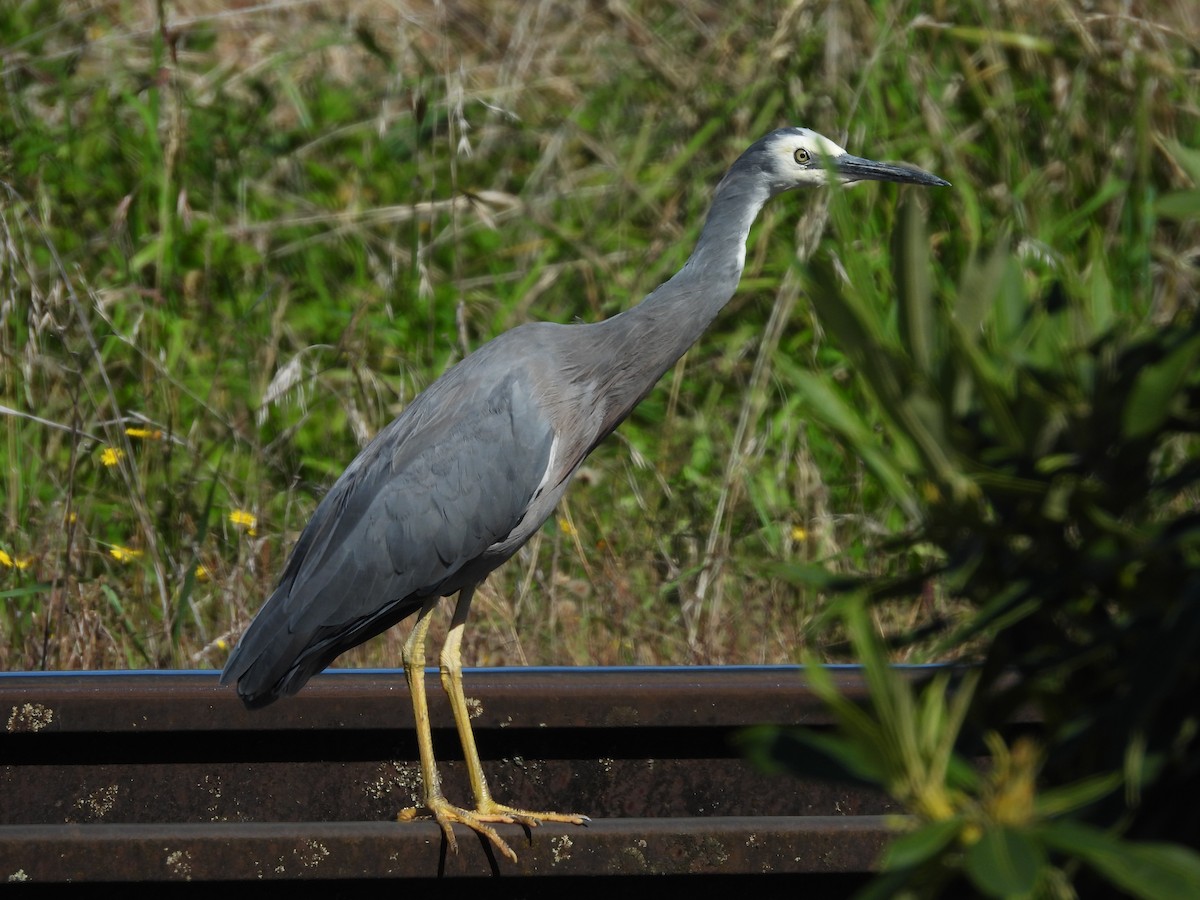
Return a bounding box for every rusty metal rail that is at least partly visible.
[1,666,905,888]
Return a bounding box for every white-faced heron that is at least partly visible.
[221,126,949,861]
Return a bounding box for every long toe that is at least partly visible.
[398,799,520,863]
[474,799,590,829]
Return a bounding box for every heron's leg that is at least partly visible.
[438,585,496,809]
[397,597,444,824]
[439,586,590,831]
[396,590,519,862]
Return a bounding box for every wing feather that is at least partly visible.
[222,367,555,706]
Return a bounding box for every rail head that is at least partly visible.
[1,665,926,734]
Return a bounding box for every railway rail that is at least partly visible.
[1,666,905,891]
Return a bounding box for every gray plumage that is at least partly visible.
[221,126,949,710]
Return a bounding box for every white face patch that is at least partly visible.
[770,129,851,186]
[804,130,849,159]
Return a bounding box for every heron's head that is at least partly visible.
[749,127,949,195]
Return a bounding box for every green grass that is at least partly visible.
[1,0,1197,673]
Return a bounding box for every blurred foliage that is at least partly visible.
[744,604,1200,898]
[754,174,1200,895]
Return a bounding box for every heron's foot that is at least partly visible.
[398,797,589,862]
[398,797,520,862]
[475,798,591,830]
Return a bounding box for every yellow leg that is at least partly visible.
[396,593,516,861]
[440,587,589,841]
[399,597,441,813]
[397,586,587,863]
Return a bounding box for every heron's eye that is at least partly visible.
[794,148,811,165]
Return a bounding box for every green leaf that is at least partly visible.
[1154,190,1200,222]
[0,584,53,600]
[805,257,888,362]
[944,25,1055,53]
[932,669,981,788]
[1085,234,1116,333]
[737,724,889,787]
[1037,820,1200,900]
[800,649,893,750]
[893,391,964,497]
[1122,333,1200,439]
[882,818,963,870]
[892,192,935,375]
[1034,770,1122,818]
[1052,178,1129,242]
[990,256,1029,347]
[784,368,919,514]
[764,561,848,590]
[947,320,1024,450]
[130,235,166,273]
[805,254,911,414]
[955,233,1011,337]
[1162,139,1200,182]
[964,827,1045,898]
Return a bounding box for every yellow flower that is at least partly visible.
[125,427,163,440]
[0,549,32,570]
[790,524,808,541]
[195,564,210,581]
[109,545,142,563]
[558,517,576,536]
[100,447,124,467]
[229,510,257,536]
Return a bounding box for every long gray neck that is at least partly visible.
[589,167,774,417]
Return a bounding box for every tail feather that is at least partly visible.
[221,586,423,709]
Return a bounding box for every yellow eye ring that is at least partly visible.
[794,148,811,164]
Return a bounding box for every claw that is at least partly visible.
[399,799,519,862]
[399,799,588,862]
[477,800,590,829]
